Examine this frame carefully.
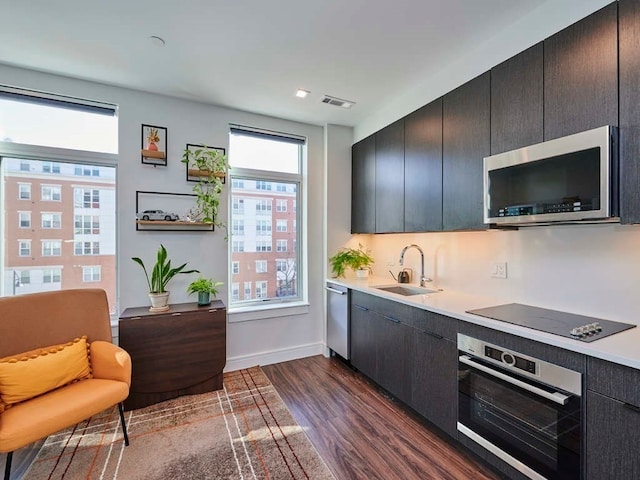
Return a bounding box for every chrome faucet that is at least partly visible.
[399,244,432,287]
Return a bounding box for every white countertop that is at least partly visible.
[327,276,640,371]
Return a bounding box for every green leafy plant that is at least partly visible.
[329,244,374,278]
[182,146,229,228]
[132,244,199,293]
[187,277,224,296]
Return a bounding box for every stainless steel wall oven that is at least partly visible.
[457,334,582,480]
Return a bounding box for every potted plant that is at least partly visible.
[187,277,224,306]
[329,244,374,279]
[132,244,199,312]
[181,146,229,230]
[146,127,160,151]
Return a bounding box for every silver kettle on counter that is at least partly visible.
[389,268,412,284]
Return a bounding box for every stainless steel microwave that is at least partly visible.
[483,126,618,225]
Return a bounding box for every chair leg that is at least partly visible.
[4,451,12,480]
[118,403,130,446]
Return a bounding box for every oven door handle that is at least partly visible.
[459,355,571,406]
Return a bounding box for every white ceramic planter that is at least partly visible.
[149,291,170,312]
[356,269,370,279]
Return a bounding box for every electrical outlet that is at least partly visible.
[491,262,508,279]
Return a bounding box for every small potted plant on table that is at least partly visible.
[132,244,199,312]
[187,277,224,306]
[329,244,374,279]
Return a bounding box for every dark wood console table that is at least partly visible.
[118,300,226,411]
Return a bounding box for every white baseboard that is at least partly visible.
[224,342,325,372]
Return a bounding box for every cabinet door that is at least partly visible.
[443,73,490,231]
[620,0,640,224]
[491,43,543,155]
[404,99,443,232]
[375,119,405,233]
[375,312,411,402]
[410,332,457,437]
[587,391,640,480]
[544,2,618,141]
[351,135,376,233]
[350,303,376,380]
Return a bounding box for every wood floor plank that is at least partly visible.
[264,355,501,480]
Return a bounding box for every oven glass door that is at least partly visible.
[458,355,581,480]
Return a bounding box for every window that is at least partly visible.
[255,199,272,215]
[18,183,31,200]
[74,241,100,255]
[19,271,30,285]
[74,188,100,208]
[42,240,62,256]
[18,240,31,257]
[19,161,30,172]
[43,268,61,283]
[229,127,303,308]
[232,262,239,275]
[256,240,272,252]
[232,219,245,235]
[256,219,271,235]
[256,281,268,299]
[232,241,244,253]
[41,213,62,229]
[74,215,100,234]
[231,283,240,301]
[276,199,287,212]
[42,162,60,174]
[82,266,101,282]
[41,185,62,201]
[18,211,31,228]
[232,197,245,214]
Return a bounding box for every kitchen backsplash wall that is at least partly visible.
[356,224,640,325]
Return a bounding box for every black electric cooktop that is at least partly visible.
[466,303,636,342]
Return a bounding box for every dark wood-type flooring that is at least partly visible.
[264,355,501,480]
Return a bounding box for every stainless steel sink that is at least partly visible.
[373,285,439,296]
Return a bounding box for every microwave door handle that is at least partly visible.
[459,355,571,406]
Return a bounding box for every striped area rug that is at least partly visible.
[25,367,335,480]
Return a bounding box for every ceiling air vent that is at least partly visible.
[321,95,355,109]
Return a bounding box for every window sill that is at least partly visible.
[228,301,310,323]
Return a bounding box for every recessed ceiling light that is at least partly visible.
[149,36,166,47]
[295,89,310,98]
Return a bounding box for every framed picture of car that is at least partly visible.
[135,191,214,231]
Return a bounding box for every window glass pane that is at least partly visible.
[0,96,117,153]
[229,132,300,174]
[1,157,117,312]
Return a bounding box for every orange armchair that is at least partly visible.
[0,289,131,480]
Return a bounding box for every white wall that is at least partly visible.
[354,0,612,142]
[0,63,325,369]
[368,224,640,325]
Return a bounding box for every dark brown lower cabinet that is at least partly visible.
[409,332,457,438]
[350,302,377,381]
[119,301,227,410]
[587,391,640,480]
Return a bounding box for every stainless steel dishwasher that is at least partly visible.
[325,282,350,359]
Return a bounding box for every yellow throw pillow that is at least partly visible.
[0,337,91,406]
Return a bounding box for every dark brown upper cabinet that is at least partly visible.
[543,2,618,141]
[490,43,544,155]
[351,134,376,233]
[443,73,490,231]
[619,0,640,224]
[404,99,443,232]
[375,119,405,233]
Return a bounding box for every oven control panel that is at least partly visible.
[485,346,536,374]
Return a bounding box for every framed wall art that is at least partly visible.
[141,124,167,166]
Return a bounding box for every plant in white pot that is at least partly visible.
[132,244,199,312]
[329,244,374,279]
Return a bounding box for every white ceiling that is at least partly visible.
[0,0,551,128]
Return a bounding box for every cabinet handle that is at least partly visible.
[623,402,640,413]
[354,305,368,311]
[171,313,182,316]
[383,315,400,323]
[208,309,218,312]
[422,329,443,340]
